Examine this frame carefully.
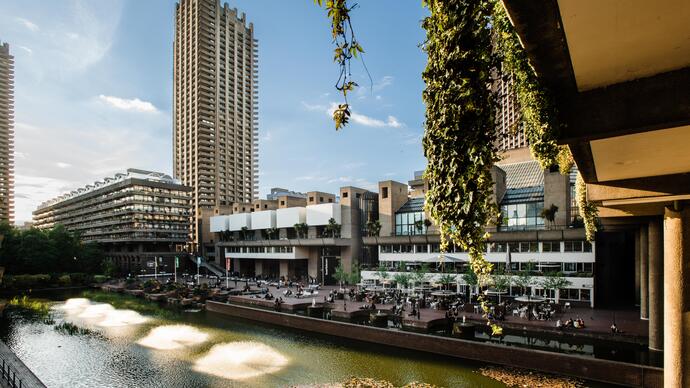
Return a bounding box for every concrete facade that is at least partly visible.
[173,0,259,255]
[0,42,14,224]
[32,169,192,274]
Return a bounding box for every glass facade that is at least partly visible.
[500,202,544,230]
[395,211,426,235]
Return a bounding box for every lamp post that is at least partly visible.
[174,256,179,284]
[196,256,201,285]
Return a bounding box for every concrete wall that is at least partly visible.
[378,180,409,236]
[544,168,570,227]
[206,302,663,388]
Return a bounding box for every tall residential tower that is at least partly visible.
[0,42,14,224]
[173,0,259,257]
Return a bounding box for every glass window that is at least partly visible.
[394,211,427,236]
[501,201,544,230]
[430,244,440,253]
[584,241,593,252]
[563,262,577,272]
[542,241,560,252]
[580,289,591,301]
[415,244,428,253]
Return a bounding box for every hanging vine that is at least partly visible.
[576,173,598,241]
[491,2,572,172]
[314,0,365,130]
[421,0,501,335]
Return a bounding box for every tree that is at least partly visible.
[376,267,390,287]
[293,223,309,239]
[413,220,425,235]
[438,273,457,291]
[366,219,381,237]
[393,272,411,289]
[264,227,279,240]
[240,226,250,241]
[462,267,479,299]
[490,268,512,303]
[540,271,571,304]
[540,204,559,229]
[513,261,536,296]
[325,218,341,238]
[333,263,349,288]
[412,263,430,289]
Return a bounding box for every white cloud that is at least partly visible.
[301,101,327,111]
[98,95,159,113]
[17,46,33,55]
[16,17,39,32]
[56,162,72,169]
[373,75,394,92]
[327,176,353,184]
[326,103,404,128]
[260,131,273,142]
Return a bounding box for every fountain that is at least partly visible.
[192,342,288,380]
[137,325,209,350]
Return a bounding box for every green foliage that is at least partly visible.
[333,263,349,285]
[576,173,598,241]
[8,296,51,318]
[393,272,411,288]
[438,273,457,290]
[54,321,100,337]
[58,275,71,286]
[492,2,572,171]
[365,219,381,237]
[325,218,341,238]
[421,0,497,291]
[313,0,367,130]
[540,271,571,292]
[412,264,430,286]
[462,266,478,287]
[93,275,107,283]
[81,290,178,320]
[0,222,104,276]
[293,223,309,239]
[513,261,535,295]
[490,268,511,293]
[540,204,559,228]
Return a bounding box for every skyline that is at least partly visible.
[0,0,429,224]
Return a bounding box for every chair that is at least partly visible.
[564,302,571,310]
[473,305,480,314]
[512,309,519,317]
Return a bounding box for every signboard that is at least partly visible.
[197,257,202,265]
[225,258,231,272]
[146,261,155,268]
[175,256,179,268]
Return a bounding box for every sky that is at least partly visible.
[0,0,430,224]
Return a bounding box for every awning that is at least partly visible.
[379,255,467,263]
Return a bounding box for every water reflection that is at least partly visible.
[192,342,289,380]
[137,325,209,350]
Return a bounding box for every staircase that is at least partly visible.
[189,256,226,277]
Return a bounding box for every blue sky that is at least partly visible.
[0,0,429,224]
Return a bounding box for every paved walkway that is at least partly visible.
[224,284,648,342]
[0,341,46,388]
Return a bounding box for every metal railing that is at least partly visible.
[1,358,25,388]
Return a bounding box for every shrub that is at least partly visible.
[93,275,107,283]
[58,275,71,286]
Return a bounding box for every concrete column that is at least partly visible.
[640,225,649,319]
[635,228,641,306]
[649,218,663,350]
[279,260,289,279]
[233,258,240,275]
[255,261,263,277]
[663,206,690,387]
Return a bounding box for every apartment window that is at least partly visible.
[542,241,561,252]
[343,192,348,198]
[519,242,539,252]
[380,245,393,254]
[490,242,507,253]
[395,211,426,236]
[564,241,585,252]
[280,201,285,206]
[415,244,428,253]
[309,196,314,202]
[500,202,544,230]
[583,241,593,252]
[382,187,389,199]
[328,198,333,203]
[356,193,361,199]
[264,204,268,209]
[430,244,440,253]
[563,262,577,272]
[319,196,324,202]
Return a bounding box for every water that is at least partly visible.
[0,293,506,388]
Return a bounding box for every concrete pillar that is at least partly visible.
[635,229,640,306]
[649,218,663,350]
[663,206,690,387]
[279,260,289,279]
[640,225,649,319]
[255,261,263,277]
[233,258,240,275]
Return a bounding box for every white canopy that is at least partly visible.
[379,255,467,263]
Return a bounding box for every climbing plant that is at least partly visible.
[576,173,598,241]
[313,0,366,130]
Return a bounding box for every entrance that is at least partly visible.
[594,230,636,309]
[320,247,341,285]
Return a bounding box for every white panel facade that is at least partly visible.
[276,207,306,228]
[228,213,252,231]
[306,203,341,226]
[209,215,230,232]
[251,210,277,230]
